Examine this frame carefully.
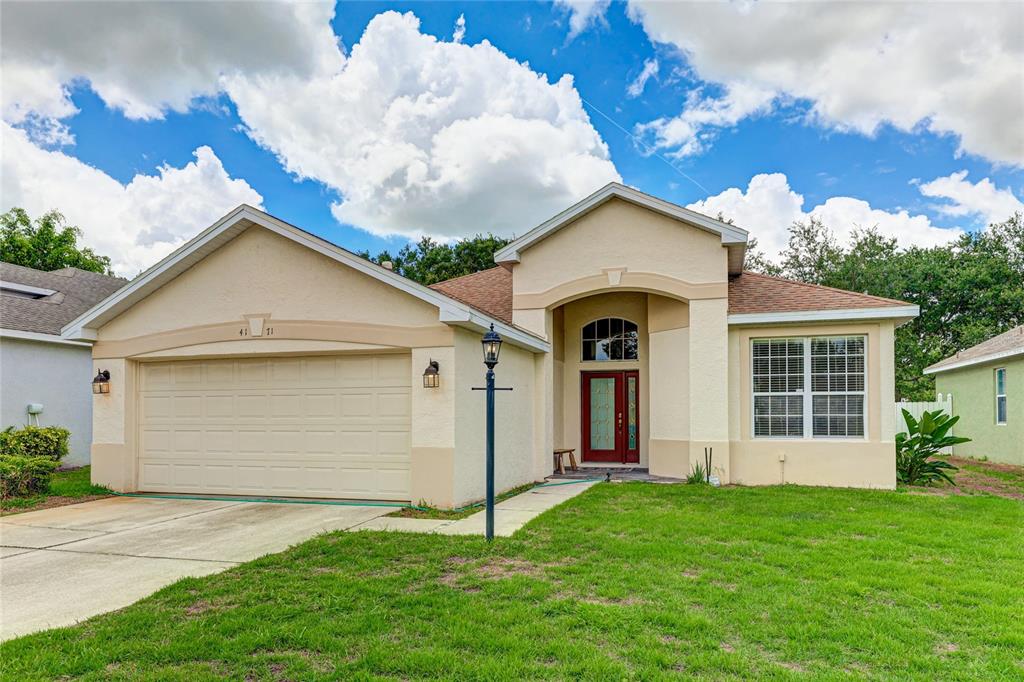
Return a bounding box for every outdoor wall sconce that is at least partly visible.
[92,369,111,395]
[422,360,440,389]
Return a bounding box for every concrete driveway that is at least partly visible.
[0,496,390,641]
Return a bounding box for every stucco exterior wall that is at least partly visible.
[935,357,1023,465]
[727,322,897,489]
[0,338,94,467]
[452,327,537,507]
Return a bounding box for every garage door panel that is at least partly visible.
[138,355,411,500]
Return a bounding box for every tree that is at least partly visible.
[0,208,112,274]
[360,233,510,286]
[770,213,1024,400]
[778,216,844,285]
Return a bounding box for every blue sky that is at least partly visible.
[2,1,1021,274]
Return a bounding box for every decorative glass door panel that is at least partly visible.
[589,378,616,451]
[582,371,640,463]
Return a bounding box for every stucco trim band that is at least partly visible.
[92,320,454,359]
[513,273,727,310]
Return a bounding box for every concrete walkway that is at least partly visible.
[0,480,596,641]
[351,480,598,535]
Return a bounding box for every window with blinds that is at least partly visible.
[752,336,867,439]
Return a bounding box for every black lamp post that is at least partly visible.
[474,324,509,541]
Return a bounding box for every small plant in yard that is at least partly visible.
[896,409,970,486]
[686,462,707,484]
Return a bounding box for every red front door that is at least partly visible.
[581,371,640,463]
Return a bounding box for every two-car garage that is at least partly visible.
[136,354,411,500]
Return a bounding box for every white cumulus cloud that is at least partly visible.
[1,123,263,276]
[626,1,1024,165]
[224,11,620,241]
[687,172,971,260]
[917,171,1024,226]
[1,1,340,134]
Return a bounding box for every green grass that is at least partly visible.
[390,482,540,520]
[1,466,111,512]
[2,483,1022,680]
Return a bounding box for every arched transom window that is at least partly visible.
[582,318,639,361]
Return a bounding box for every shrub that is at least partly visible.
[896,409,970,486]
[0,425,70,461]
[0,455,58,498]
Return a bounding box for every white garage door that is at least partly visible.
[137,354,411,500]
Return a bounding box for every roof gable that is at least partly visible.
[61,206,547,352]
[494,182,749,274]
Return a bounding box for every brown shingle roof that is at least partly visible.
[428,267,911,322]
[727,271,910,314]
[0,263,127,335]
[926,324,1024,373]
[429,266,513,324]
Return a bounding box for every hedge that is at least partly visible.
[0,455,58,498]
[0,425,70,461]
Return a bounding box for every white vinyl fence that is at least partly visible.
[895,393,955,453]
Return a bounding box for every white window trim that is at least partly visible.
[995,367,1007,426]
[580,317,640,363]
[751,335,869,441]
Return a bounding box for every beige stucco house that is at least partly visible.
[62,183,918,507]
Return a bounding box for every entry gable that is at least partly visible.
[495,183,748,275]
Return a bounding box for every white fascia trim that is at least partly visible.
[494,182,748,264]
[0,281,57,297]
[61,205,550,353]
[728,305,920,326]
[1,328,92,347]
[924,346,1024,374]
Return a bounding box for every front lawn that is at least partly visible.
[0,466,111,514]
[2,483,1022,680]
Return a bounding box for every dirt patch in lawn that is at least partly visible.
[1,493,112,515]
[906,457,1024,501]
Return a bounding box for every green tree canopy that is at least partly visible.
[749,213,1024,400]
[360,233,510,286]
[0,208,113,274]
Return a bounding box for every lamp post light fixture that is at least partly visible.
[422,360,440,389]
[92,369,111,395]
[473,324,510,541]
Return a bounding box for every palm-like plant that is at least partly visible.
[895,409,970,486]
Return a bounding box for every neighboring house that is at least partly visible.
[925,325,1023,465]
[0,263,126,466]
[61,183,918,507]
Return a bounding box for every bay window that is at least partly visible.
[752,335,866,439]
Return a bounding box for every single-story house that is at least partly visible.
[62,183,918,507]
[925,325,1023,465]
[1,263,126,466]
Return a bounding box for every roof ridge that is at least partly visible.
[739,270,909,306]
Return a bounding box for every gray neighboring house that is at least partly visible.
[1,263,126,466]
